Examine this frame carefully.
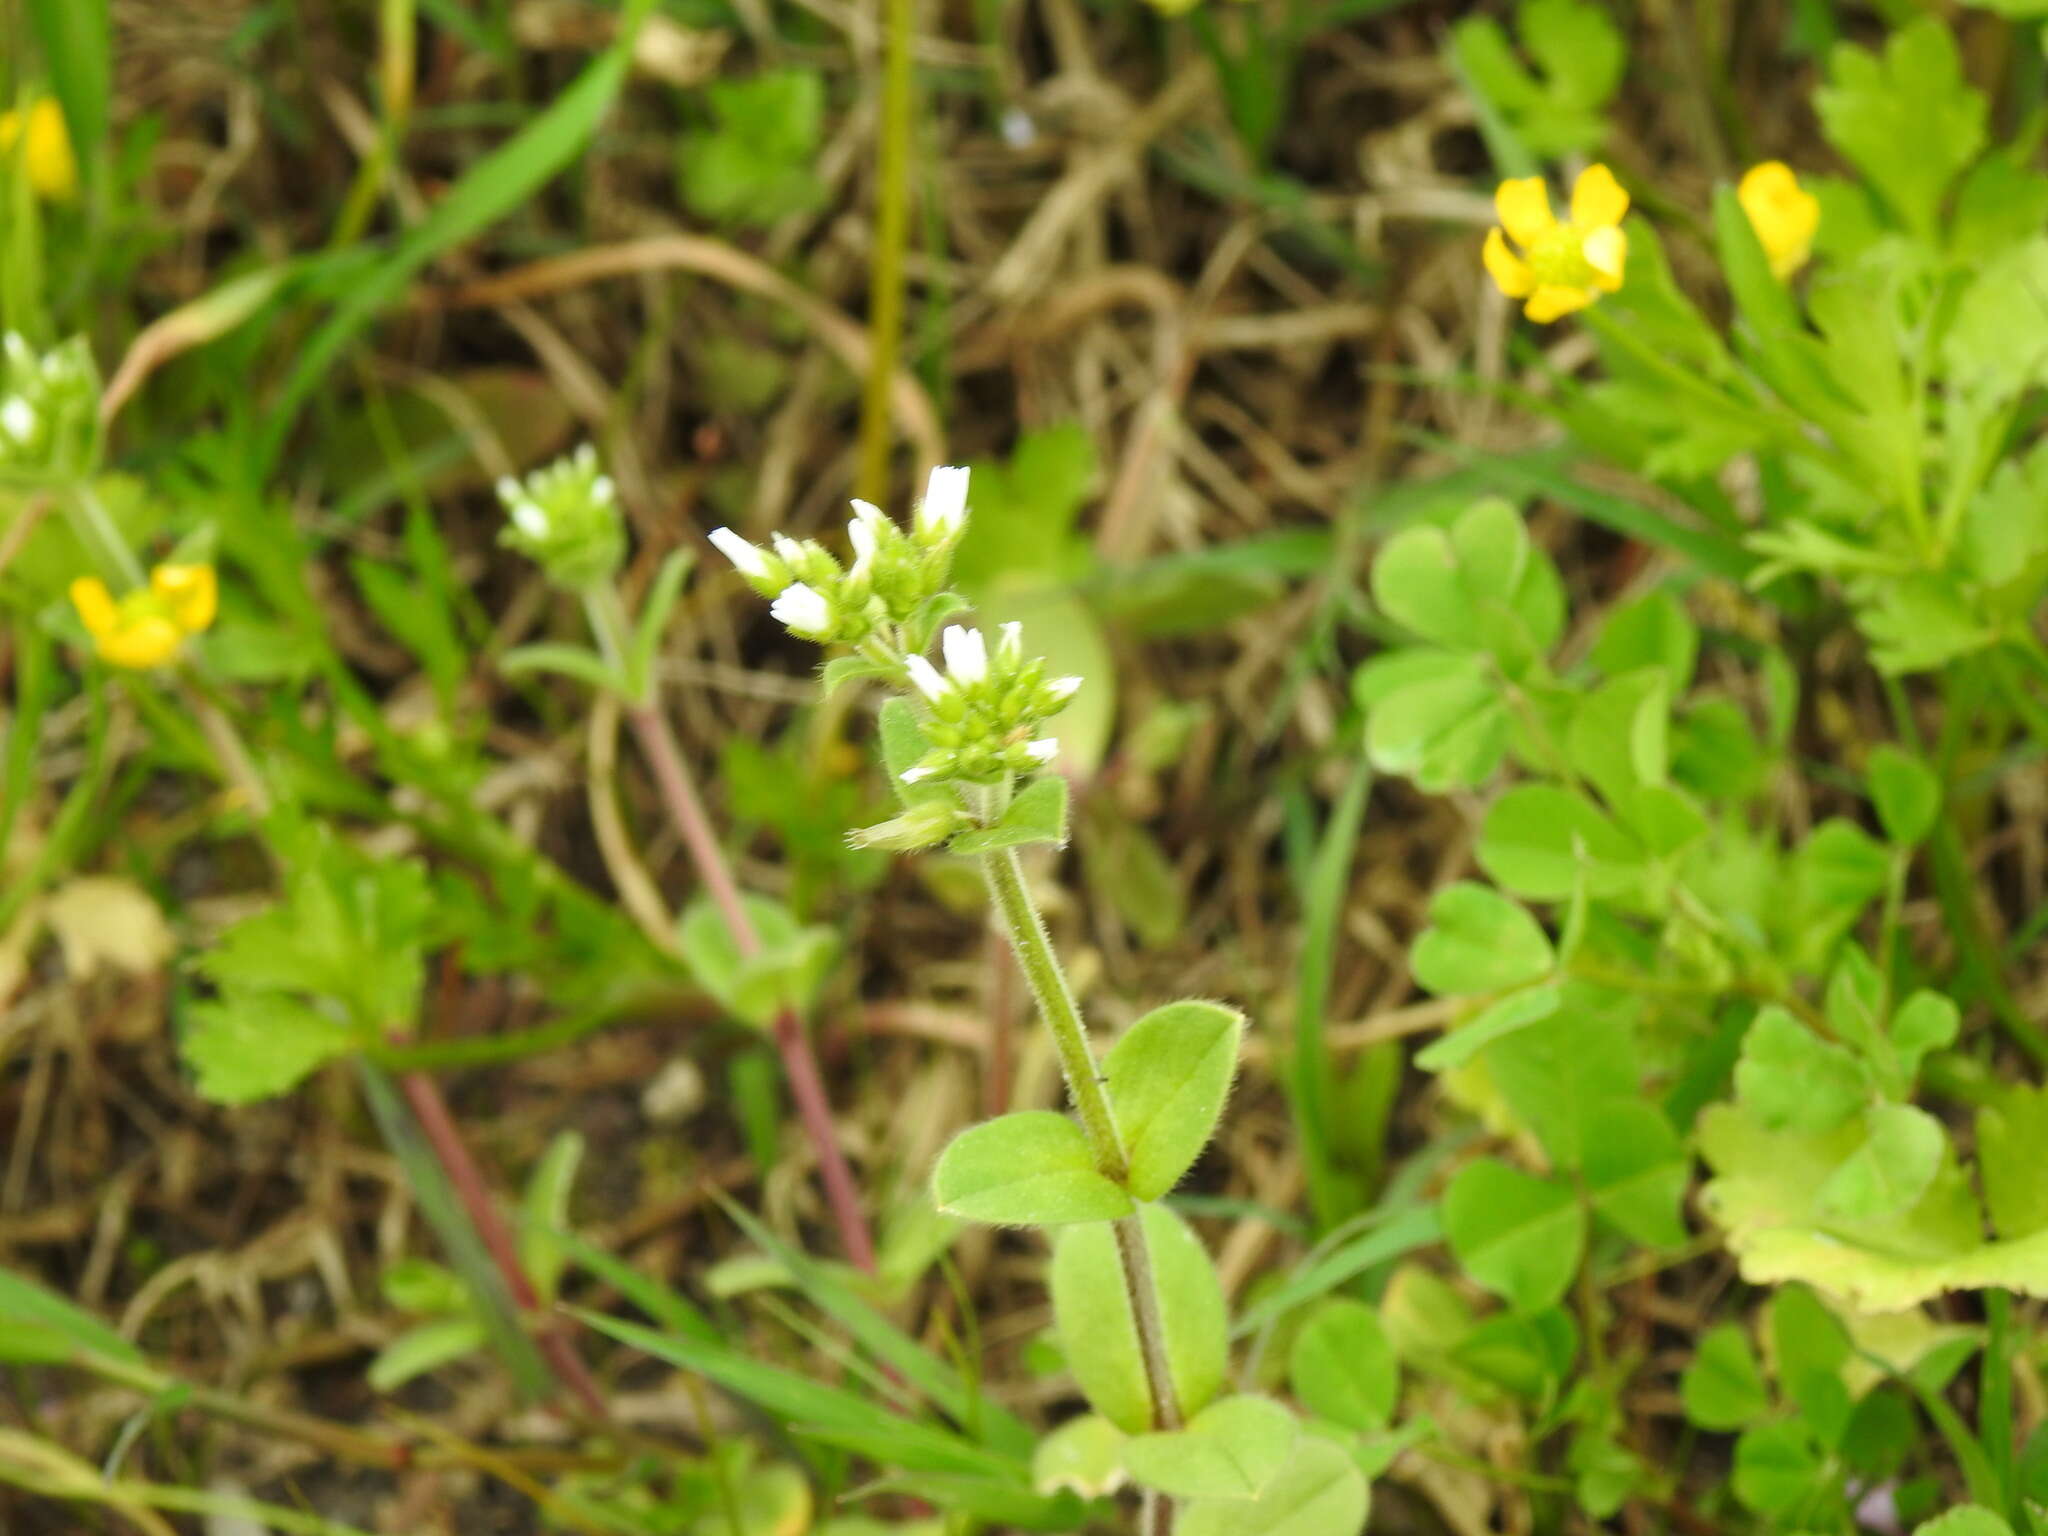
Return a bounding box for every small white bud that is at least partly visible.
[916,465,970,542]
[0,396,34,444]
[996,621,1024,667]
[771,534,809,567]
[591,475,616,505]
[847,515,878,576]
[904,654,951,702]
[941,625,988,685]
[1024,738,1060,764]
[901,764,939,784]
[770,581,834,639]
[708,527,769,579]
[510,499,550,537]
[1045,676,1083,703]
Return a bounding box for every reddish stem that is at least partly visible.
[626,703,877,1273]
[398,1070,608,1418]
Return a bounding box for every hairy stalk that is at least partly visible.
[979,846,1185,1444]
[397,1067,609,1418]
[855,0,915,502]
[584,587,878,1272]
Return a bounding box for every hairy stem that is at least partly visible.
[397,1069,609,1418]
[978,847,1184,1451]
[625,700,878,1274]
[855,0,916,502]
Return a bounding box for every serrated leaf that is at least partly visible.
[1410,882,1554,996]
[931,1112,1132,1226]
[951,775,1069,854]
[1051,1204,1227,1434]
[1816,1104,1945,1222]
[1442,1158,1585,1312]
[1815,18,1985,240]
[181,991,362,1104]
[1102,1000,1243,1201]
[1176,1436,1369,1536]
[1124,1395,1298,1501]
[1680,1323,1769,1430]
[1288,1300,1398,1432]
[1734,1007,1869,1134]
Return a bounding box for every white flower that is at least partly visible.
[847,513,879,578]
[510,499,550,537]
[771,582,834,639]
[941,625,988,685]
[708,527,769,580]
[915,465,970,543]
[904,653,951,702]
[771,534,809,567]
[1045,676,1083,703]
[0,396,33,444]
[1024,738,1059,763]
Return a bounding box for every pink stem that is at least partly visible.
[626,704,877,1273]
[398,1070,608,1418]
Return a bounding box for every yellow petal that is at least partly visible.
[17,99,76,203]
[1494,177,1556,248]
[151,563,218,635]
[1738,161,1819,280]
[1583,225,1627,290]
[1483,227,1536,298]
[69,576,118,638]
[96,615,184,670]
[1524,285,1594,324]
[1570,164,1629,230]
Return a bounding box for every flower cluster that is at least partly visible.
[899,624,1079,785]
[708,466,968,647]
[0,97,77,203]
[1483,161,1821,325]
[0,332,101,480]
[69,563,218,670]
[496,445,626,591]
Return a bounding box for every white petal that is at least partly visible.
[511,500,550,537]
[996,621,1023,665]
[0,396,34,444]
[495,475,521,503]
[901,764,938,784]
[770,582,833,637]
[904,654,950,701]
[771,533,808,565]
[1045,675,1083,702]
[847,516,878,571]
[942,625,988,685]
[591,475,616,504]
[708,527,768,578]
[917,465,970,538]
[1024,738,1059,763]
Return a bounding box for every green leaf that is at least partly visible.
[519,1131,583,1303]
[381,1257,469,1315]
[822,654,893,696]
[1816,1104,1946,1222]
[1914,1510,2017,1536]
[1123,1394,1298,1500]
[1679,1323,1769,1430]
[1977,1086,2048,1240]
[1442,1158,1585,1312]
[1370,500,1562,670]
[1867,745,1940,845]
[1567,668,1670,809]
[1733,1420,1827,1516]
[1103,1001,1244,1201]
[1734,1007,1869,1134]
[931,1112,1133,1227]
[1591,588,1697,693]
[181,991,362,1104]
[1031,1414,1127,1498]
[367,1316,488,1392]
[676,893,836,1030]
[950,776,1070,854]
[25,0,110,182]
[677,69,826,226]
[499,641,623,694]
[1410,882,1554,996]
[1815,17,1986,240]
[1477,785,1640,901]
[1890,990,1958,1088]
[1287,1300,1398,1432]
[1051,1204,1228,1434]
[1176,1436,1369,1536]
[1356,650,1509,793]
[627,549,694,701]
[1581,1099,1689,1247]
[0,1266,142,1365]
[1415,981,1561,1072]
[879,696,954,807]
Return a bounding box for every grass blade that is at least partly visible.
[24,0,110,182]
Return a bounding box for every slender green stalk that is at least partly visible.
[977,847,1184,1446]
[855,0,915,502]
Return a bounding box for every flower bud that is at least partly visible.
[847,798,971,851]
[0,333,101,480]
[496,445,627,591]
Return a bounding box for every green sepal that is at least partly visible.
[950,775,1070,854]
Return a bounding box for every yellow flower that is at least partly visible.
[1483,164,1630,324]
[69,562,219,670]
[0,98,78,203]
[1737,161,1819,281]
